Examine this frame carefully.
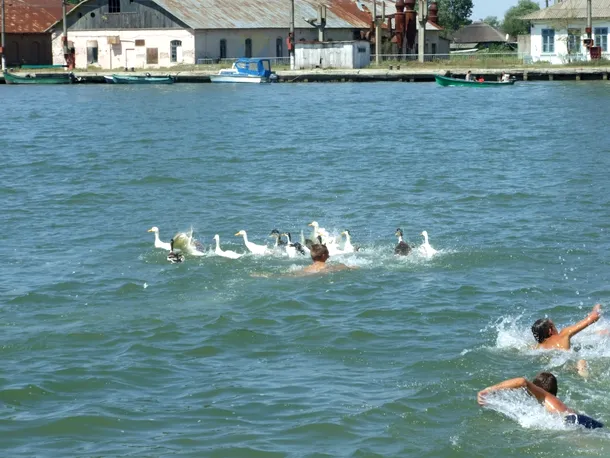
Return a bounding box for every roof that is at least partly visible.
[5,0,68,33]
[450,21,508,44]
[523,0,610,20]
[49,0,410,30]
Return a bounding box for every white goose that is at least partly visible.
[213,234,242,259]
[148,226,172,251]
[282,232,306,258]
[418,230,438,258]
[235,230,268,255]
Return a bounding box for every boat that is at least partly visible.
[434,74,516,87]
[209,58,276,83]
[3,71,80,85]
[108,73,175,84]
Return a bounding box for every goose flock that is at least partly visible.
[147,221,438,263]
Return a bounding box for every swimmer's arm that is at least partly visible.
[561,304,601,338]
[477,378,569,413]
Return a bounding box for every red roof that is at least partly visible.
[5,0,68,33]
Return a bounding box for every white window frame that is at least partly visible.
[594,27,608,52]
[542,28,555,53]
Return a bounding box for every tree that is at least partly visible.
[503,0,540,37]
[436,0,473,33]
[483,16,502,30]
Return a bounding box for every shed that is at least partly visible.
[295,40,371,69]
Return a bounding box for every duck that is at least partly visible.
[341,230,356,253]
[213,234,242,259]
[166,238,185,263]
[418,230,438,258]
[282,232,307,257]
[394,228,411,256]
[235,230,268,255]
[148,226,172,251]
[270,229,287,249]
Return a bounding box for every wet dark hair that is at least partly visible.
[532,318,553,343]
[532,372,558,396]
[310,244,329,262]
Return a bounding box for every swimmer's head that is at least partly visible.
[532,318,556,343]
[532,372,558,396]
[310,244,329,262]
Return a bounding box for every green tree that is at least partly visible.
[436,0,474,33]
[483,16,502,30]
[503,0,540,37]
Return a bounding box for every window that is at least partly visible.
[276,37,283,57]
[595,27,608,51]
[568,28,581,53]
[431,43,437,54]
[170,40,182,63]
[542,28,555,53]
[109,0,120,13]
[135,39,145,46]
[219,39,227,59]
[245,38,252,58]
[146,48,158,64]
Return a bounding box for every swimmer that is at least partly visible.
[477,372,603,429]
[532,304,602,377]
[292,243,356,276]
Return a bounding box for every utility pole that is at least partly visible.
[290,0,295,70]
[417,0,427,63]
[586,0,592,57]
[1,0,6,71]
[373,0,378,65]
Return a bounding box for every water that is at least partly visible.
[2,80,610,456]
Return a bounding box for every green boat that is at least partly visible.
[3,71,79,85]
[434,74,516,87]
[109,74,175,84]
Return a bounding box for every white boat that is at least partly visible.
[209,58,276,83]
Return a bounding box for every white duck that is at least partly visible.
[282,232,306,258]
[213,234,242,259]
[235,230,268,255]
[418,230,438,258]
[148,226,172,251]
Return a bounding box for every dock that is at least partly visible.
[2,67,610,84]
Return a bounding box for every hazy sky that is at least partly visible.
[471,0,542,21]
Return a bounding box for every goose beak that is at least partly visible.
[147,228,154,232]
[235,232,240,236]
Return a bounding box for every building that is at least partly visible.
[522,0,610,64]
[46,0,448,69]
[2,0,65,67]
[450,21,513,53]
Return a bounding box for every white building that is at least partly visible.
[523,0,610,64]
[47,0,400,70]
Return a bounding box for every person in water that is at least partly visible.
[531,303,603,377]
[477,372,603,429]
[289,242,357,276]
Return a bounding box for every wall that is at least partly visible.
[518,34,531,56]
[51,29,194,69]
[295,41,371,69]
[194,28,357,61]
[4,33,52,66]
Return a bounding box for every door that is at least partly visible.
[125,48,134,69]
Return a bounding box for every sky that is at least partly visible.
[471,0,541,21]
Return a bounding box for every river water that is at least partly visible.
[2,80,610,457]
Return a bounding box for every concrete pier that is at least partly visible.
[3,66,610,84]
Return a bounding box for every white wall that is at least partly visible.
[51,29,195,69]
[295,41,371,69]
[194,28,357,60]
[530,20,610,64]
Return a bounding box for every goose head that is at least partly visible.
[213,234,220,241]
[308,221,319,228]
[395,228,403,237]
[148,226,159,233]
[235,230,246,237]
[269,229,280,238]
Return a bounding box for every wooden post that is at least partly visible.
[1,0,5,71]
[417,0,427,63]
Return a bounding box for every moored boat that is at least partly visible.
[210,58,276,83]
[3,71,80,85]
[110,74,175,84]
[434,74,515,87]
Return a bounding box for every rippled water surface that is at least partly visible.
[2,81,610,457]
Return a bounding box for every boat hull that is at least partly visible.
[434,75,515,87]
[209,75,267,83]
[3,71,77,84]
[111,74,175,84]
